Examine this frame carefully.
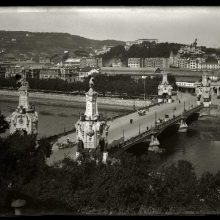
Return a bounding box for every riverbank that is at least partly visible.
[0,89,151,111]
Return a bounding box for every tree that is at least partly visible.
[0,112,9,134]
[0,133,53,214]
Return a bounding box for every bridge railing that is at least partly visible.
[121,104,202,149]
[122,129,154,149]
[156,115,182,130]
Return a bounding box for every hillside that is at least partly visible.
[100,43,184,66]
[0,30,125,58]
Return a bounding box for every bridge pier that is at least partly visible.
[148,134,160,153]
[196,95,201,106]
[178,118,188,132]
[217,87,220,99]
[102,139,108,164]
[102,152,108,164]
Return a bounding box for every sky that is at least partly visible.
[0,6,220,48]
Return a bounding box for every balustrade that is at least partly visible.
[121,105,202,149]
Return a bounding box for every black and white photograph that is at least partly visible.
[1,6,220,216]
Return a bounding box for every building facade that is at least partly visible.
[144,57,169,69]
[80,57,102,68]
[128,58,144,68]
[177,58,188,69]
[39,67,61,79]
[60,67,80,83]
[198,60,220,70]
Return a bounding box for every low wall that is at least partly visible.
[0,89,151,108]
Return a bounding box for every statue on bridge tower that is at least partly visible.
[75,77,110,164]
[8,73,38,135]
[195,74,212,107]
[158,72,173,104]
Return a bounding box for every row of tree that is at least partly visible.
[0,74,177,98]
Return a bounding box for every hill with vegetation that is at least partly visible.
[100,42,220,66]
[100,42,183,63]
[0,30,125,59]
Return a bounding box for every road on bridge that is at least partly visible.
[47,92,197,165]
[107,92,197,146]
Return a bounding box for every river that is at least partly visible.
[159,115,220,177]
[0,97,126,138]
[127,112,220,177]
[1,96,220,176]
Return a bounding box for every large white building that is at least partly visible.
[144,57,169,69]
[128,58,143,68]
[186,58,201,70]
[198,59,220,70]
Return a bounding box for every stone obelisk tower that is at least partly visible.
[75,77,109,163]
[8,75,38,135]
[158,72,173,103]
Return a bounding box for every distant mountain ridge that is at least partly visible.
[0,30,125,58]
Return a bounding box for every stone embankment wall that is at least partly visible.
[0,89,151,108]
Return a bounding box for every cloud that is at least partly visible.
[0,6,219,47]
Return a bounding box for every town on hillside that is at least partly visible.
[1,37,220,85]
